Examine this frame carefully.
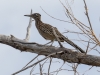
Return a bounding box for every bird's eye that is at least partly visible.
[35,14,38,16]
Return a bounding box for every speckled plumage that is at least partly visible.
[24,13,85,53]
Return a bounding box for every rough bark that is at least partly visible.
[0,34,100,66]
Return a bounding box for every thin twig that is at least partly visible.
[41,58,49,67]
[22,54,39,69]
[89,44,98,52]
[83,0,100,45]
[59,0,90,29]
[30,65,36,75]
[64,30,91,35]
[12,51,63,75]
[38,59,43,75]
[59,0,97,44]
[95,49,100,54]
[71,39,95,44]
[72,63,79,75]
[50,69,70,74]
[59,0,93,42]
[65,0,74,16]
[56,62,65,75]
[40,6,72,23]
[85,39,90,54]
[83,66,93,75]
[48,57,52,75]
[83,0,93,31]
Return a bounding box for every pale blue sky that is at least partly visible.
[0,0,100,75]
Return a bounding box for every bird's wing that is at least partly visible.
[39,23,54,35]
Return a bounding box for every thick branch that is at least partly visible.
[0,34,100,66]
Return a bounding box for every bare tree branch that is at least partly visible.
[0,35,100,67]
[24,9,33,41]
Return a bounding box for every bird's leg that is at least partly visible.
[44,41,52,45]
[50,40,54,46]
[44,40,54,46]
[52,27,63,48]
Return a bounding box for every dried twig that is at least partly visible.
[83,66,93,75]
[83,0,92,31]
[83,0,100,45]
[59,0,89,29]
[56,62,65,75]
[72,63,79,75]
[41,58,49,67]
[12,51,64,75]
[59,0,100,45]
[64,30,88,35]
[85,39,90,54]
[71,39,96,44]
[40,6,72,23]
[48,57,52,75]
[22,54,39,69]
[30,65,36,75]
[38,59,43,75]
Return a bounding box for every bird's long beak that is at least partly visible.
[24,15,32,17]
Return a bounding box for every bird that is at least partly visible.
[24,13,85,53]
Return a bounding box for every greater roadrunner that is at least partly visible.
[24,13,85,53]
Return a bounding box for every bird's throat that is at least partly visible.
[35,18,42,25]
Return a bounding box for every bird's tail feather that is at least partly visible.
[62,35,85,53]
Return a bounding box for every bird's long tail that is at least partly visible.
[62,35,85,53]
